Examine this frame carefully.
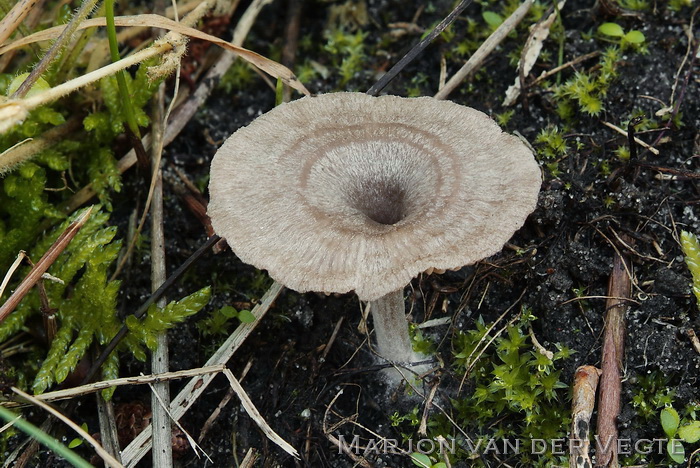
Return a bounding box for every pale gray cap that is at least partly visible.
[208,93,541,301]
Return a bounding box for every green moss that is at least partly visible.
[391,310,573,466]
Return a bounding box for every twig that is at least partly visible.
[2,365,226,407]
[601,121,659,155]
[367,0,474,96]
[96,393,122,464]
[569,365,600,468]
[149,82,172,467]
[529,51,601,88]
[0,207,92,323]
[11,387,124,468]
[120,282,284,467]
[596,236,633,467]
[0,0,39,45]
[434,0,534,100]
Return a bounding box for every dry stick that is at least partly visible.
[529,51,601,88]
[11,387,124,468]
[434,0,534,100]
[367,0,474,96]
[570,365,600,468]
[222,368,299,458]
[596,237,633,468]
[0,0,39,46]
[96,394,122,465]
[601,121,660,155]
[0,207,92,323]
[12,0,100,99]
[3,365,226,407]
[120,282,284,467]
[149,84,172,468]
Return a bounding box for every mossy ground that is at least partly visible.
[1,0,699,466]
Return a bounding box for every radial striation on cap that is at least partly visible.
[208,93,541,301]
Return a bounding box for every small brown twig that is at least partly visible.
[596,235,633,467]
[0,207,92,323]
[570,365,600,468]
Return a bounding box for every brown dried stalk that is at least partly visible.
[596,238,633,467]
[0,207,92,323]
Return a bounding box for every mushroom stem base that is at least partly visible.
[370,289,425,370]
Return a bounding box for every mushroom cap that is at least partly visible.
[208,93,541,301]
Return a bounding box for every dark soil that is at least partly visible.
[4,0,700,467]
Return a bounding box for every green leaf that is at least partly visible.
[598,22,625,37]
[678,421,700,443]
[220,306,238,318]
[410,452,433,468]
[67,438,82,449]
[661,407,680,438]
[482,11,503,28]
[667,439,685,464]
[238,309,255,323]
[623,30,645,44]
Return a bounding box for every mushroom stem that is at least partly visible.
[369,289,421,365]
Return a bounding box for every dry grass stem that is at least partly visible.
[147,380,211,462]
[0,251,26,299]
[222,368,299,459]
[149,84,172,468]
[1,365,226,407]
[602,121,660,155]
[11,387,124,468]
[0,0,39,46]
[503,0,565,106]
[96,395,122,464]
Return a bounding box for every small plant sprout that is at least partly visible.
[208,93,541,383]
[597,22,646,51]
[660,406,700,464]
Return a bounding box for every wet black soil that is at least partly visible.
[7,0,700,467]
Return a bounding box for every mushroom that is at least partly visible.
[208,92,541,379]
